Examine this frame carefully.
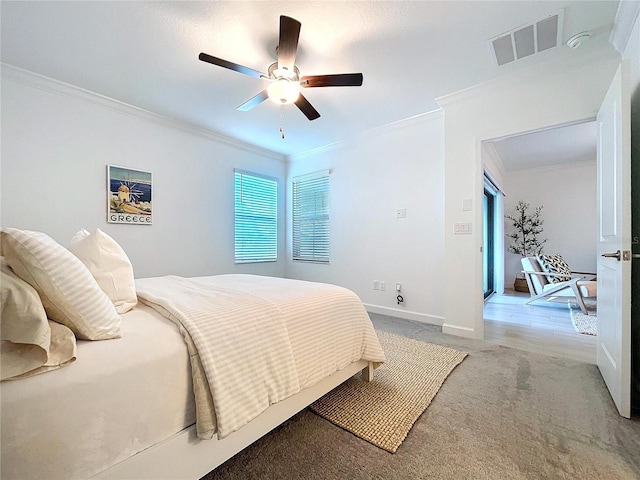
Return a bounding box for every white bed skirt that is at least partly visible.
[93,359,371,479]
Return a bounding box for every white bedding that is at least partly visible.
[0,303,195,480]
[135,274,386,440]
[1,274,385,480]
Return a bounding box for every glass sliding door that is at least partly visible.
[483,185,496,298]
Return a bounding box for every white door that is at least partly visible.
[596,61,632,418]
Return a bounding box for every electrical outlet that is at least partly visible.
[454,223,472,235]
[373,280,379,290]
[379,281,386,291]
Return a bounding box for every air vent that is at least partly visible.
[489,10,564,66]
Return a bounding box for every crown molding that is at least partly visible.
[435,46,619,107]
[288,141,343,161]
[610,0,640,54]
[506,159,596,176]
[288,108,443,162]
[1,63,285,162]
[483,141,508,177]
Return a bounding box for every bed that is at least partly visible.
[0,228,385,479]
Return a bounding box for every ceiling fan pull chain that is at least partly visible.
[280,105,285,139]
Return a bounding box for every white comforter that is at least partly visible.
[135,274,385,440]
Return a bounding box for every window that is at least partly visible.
[292,170,329,263]
[234,170,278,263]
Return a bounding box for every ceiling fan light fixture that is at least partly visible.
[199,16,361,122]
[268,78,300,104]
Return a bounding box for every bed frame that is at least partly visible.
[93,360,374,479]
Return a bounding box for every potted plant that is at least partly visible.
[505,201,547,292]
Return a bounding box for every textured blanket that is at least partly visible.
[136,274,385,439]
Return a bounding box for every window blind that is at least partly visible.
[292,170,329,263]
[234,170,278,263]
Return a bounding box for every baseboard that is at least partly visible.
[364,304,444,326]
[441,323,476,339]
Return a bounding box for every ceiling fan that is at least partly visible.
[199,15,363,122]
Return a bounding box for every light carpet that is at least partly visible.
[203,316,640,480]
[309,330,467,453]
[569,299,597,336]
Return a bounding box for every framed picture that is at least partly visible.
[107,165,152,225]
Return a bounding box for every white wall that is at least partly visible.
[1,65,447,327]
[0,46,625,342]
[439,50,620,339]
[503,161,598,285]
[482,143,507,295]
[1,67,287,279]
[482,143,507,194]
[286,112,445,324]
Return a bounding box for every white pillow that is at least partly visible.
[69,228,137,314]
[1,262,78,379]
[1,259,50,380]
[1,228,121,340]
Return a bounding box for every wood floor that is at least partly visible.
[483,290,597,364]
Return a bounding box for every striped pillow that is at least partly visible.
[1,228,121,340]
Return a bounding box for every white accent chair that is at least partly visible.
[521,257,597,315]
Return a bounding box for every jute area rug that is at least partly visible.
[309,330,467,453]
[569,299,597,336]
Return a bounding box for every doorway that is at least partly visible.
[481,121,599,364]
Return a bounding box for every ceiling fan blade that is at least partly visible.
[199,53,265,79]
[300,73,364,88]
[295,94,321,121]
[237,90,269,111]
[277,16,301,73]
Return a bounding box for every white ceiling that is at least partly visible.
[1,1,621,158]
[489,121,598,172]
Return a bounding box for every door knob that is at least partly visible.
[601,250,621,261]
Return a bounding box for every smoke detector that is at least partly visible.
[566,32,592,49]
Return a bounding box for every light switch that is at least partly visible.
[396,208,407,219]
